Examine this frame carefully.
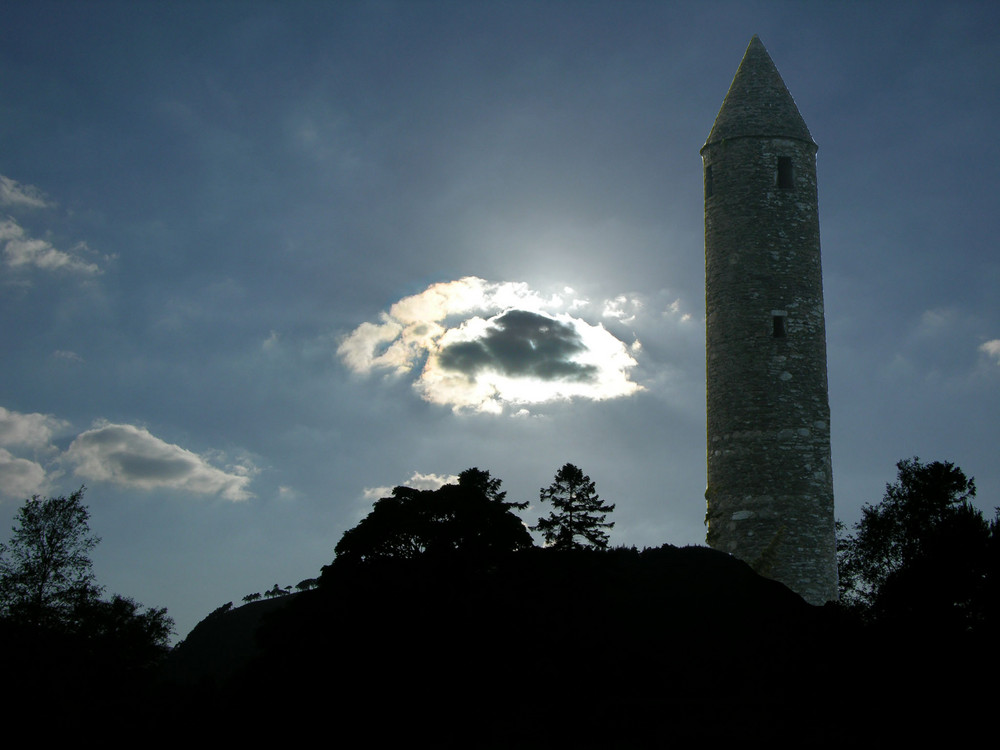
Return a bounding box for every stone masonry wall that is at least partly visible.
[702,135,838,605]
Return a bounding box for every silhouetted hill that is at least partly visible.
[164,545,854,743]
[160,543,1000,744]
[161,594,297,688]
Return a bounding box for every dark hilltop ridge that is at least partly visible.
[165,545,832,742]
[160,543,989,745]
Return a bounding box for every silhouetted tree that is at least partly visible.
[0,487,101,628]
[838,457,978,608]
[533,463,615,549]
[264,584,289,598]
[330,469,532,567]
[0,488,173,713]
[242,592,262,603]
[74,593,173,667]
[870,501,996,632]
[457,466,528,510]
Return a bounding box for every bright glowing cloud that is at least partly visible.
[66,422,256,501]
[339,277,641,413]
[980,339,1000,363]
[0,218,101,275]
[0,174,50,209]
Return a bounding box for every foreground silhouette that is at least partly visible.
[169,545,845,743]
[0,490,173,726]
[165,463,999,744]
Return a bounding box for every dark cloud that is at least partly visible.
[114,454,197,482]
[438,310,598,382]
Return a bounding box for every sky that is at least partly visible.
[2,0,999,640]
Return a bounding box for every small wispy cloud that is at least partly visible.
[339,277,641,413]
[0,218,101,276]
[52,350,85,364]
[262,331,280,351]
[0,174,51,209]
[66,422,256,501]
[980,339,1000,363]
[663,298,692,322]
[603,294,642,323]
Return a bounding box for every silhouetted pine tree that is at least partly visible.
[533,463,615,549]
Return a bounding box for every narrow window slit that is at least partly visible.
[777,157,794,189]
[772,311,787,338]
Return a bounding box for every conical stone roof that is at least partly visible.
[702,36,814,150]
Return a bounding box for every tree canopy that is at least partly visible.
[532,463,615,549]
[0,487,101,628]
[0,488,173,654]
[838,457,998,631]
[330,468,533,567]
[838,458,976,606]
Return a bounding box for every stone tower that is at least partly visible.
[701,36,838,605]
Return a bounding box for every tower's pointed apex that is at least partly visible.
[703,36,814,149]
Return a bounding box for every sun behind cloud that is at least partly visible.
[339,277,642,413]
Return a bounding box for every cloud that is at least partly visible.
[0,449,48,499]
[663,298,692,322]
[52,350,85,363]
[0,218,101,275]
[0,174,50,209]
[437,310,597,381]
[603,294,642,323]
[65,422,255,501]
[980,339,1000,363]
[339,277,641,413]
[0,406,68,450]
[262,331,280,351]
[915,307,959,338]
[0,406,68,499]
[363,471,459,500]
[277,485,299,501]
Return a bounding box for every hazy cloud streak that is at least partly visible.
[0,174,50,209]
[0,218,101,275]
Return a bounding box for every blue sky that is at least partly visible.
[2,0,999,639]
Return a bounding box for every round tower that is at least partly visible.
[702,36,838,604]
